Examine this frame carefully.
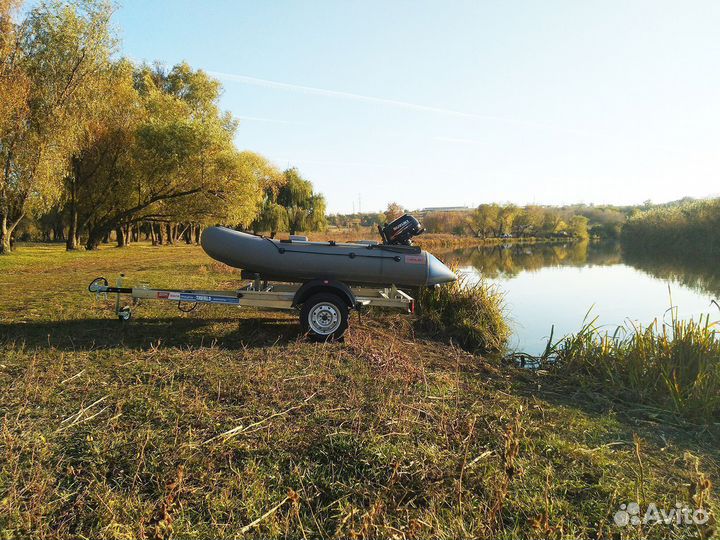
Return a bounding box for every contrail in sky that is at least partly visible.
[212,71,701,155]
[209,70,595,134]
[210,71,496,119]
[237,115,303,125]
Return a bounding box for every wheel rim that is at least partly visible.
[308,302,341,335]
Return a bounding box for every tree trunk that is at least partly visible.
[195,224,202,244]
[54,222,65,242]
[0,213,10,254]
[1,151,12,254]
[149,222,157,245]
[86,231,102,250]
[157,223,164,245]
[166,223,173,245]
[115,225,126,247]
[0,211,24,254]
[66,166,79,250]
[122,223,130,246]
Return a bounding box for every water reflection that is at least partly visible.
[437,241,719,354]
[440,241,621,280]
[622,249,720,299]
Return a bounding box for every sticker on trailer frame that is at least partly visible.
[156,291,180,300]
[404,255,424,264]
[178,293,239,305]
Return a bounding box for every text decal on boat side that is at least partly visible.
[404,255,424,264]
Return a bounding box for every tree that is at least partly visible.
[567,215,589,239]
[65,59,136,249]
[497,204,517,235]
[0,0,116,253]
[169,150,279,237]
[276,168,325,235]
[76,62,245,249]
[540,210,564,235]
[384,202,404,223]
[254,200,288,237]
[511,205,544,237]
[423,211,468,234]
[466,204,500,238]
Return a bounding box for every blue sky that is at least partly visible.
[115,0,720,213]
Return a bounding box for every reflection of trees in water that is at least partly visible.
[439,241,622,279]
[621,249,720,299]
[438,241,720,299]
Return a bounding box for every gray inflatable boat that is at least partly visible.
[201,221,456,288]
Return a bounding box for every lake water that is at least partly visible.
[437,241,719,355]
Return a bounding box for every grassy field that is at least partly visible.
[1,243,718,539]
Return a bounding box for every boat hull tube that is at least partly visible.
[201,227,457,287]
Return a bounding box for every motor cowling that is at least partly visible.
[379,214,425,245]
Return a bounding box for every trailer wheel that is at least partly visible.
[300,293,349,342]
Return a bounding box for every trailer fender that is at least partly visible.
[293,279,356,309]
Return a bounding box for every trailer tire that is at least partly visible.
[300,293,349,342]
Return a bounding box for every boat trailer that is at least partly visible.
[88,274,415,341]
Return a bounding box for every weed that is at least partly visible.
[416,269,510,354]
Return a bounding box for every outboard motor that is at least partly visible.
[379,214,425,246]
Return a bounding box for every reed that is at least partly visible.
[621,198,720,258]
[545,309,720,423]
[416,270,510,354]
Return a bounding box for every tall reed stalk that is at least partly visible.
[545,309,720,423]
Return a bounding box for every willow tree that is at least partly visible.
[72,62,255,249]
[0,0,116,253]
[466,204,501,238]
[162,150,280,243]
[0,0,28,253]
[276,168,326,235]
[66,59,137,249]
[63,60,141,248]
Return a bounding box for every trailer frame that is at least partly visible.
[88,274,415,340]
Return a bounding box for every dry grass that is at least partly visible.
[1,242,718,539]
[285,228,577,249]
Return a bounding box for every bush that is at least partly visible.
[417,272,509,354]
[621,198,720,257]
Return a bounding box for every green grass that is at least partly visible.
[1,243,718,539]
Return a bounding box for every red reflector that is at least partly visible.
[410,300,415,314]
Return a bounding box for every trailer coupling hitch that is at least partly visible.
[88,275,133,321]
